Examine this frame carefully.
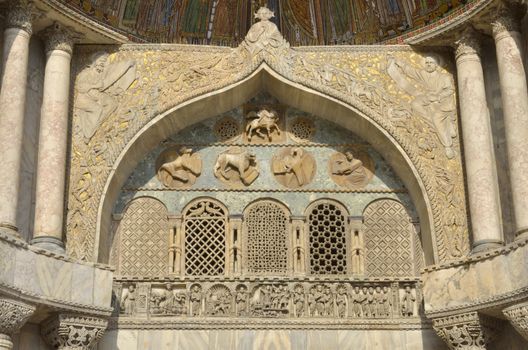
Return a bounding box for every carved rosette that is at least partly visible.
[432,312,502,349]
[454,26,481,61]
[40,23,82,56]
[0,297,35,335]
[491,4,525,38]
[5,0,33,34]
[41,314,108,350]
[503,301,528,340]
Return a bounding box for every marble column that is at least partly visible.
[0,298,35,350]
[291,216,306,275]
[454,27,503,252]
[228,215,243,275]
[0,1,32,235]
[31,24,76,253]
[492,4,528,241]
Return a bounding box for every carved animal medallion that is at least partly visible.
[329,149,374,189]
[271,147,316,188]
[156,147,202,188]
[214,147,259,187]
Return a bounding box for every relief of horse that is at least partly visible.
[245,109,280,142]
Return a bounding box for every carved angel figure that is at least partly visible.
[75,52,137,142]
[387,55,457,159]
[245,109,281,142]
[241,6,289,57]
[157,147,202,188]
[214,147,259,186]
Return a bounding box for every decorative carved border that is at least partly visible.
[122,188,407,194]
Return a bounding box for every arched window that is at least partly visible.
[183,198,228,276]
[243,200,290,275]
[306,200,349,275]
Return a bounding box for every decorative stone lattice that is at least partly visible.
[118,198,168,276]
[214,117,240,142]
[364,199,413,277]
[184,200,227,276]
[307,201,348,275]
[289,117,315,142]
[244,200,289,274]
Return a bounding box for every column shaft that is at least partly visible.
[455,28,503,252]
[32,25,74,252]
[492,6,528,240]
[0,3,32,233]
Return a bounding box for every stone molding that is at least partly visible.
[41,313,108,350]
[503,300,528,340]
[40,22,83,55]
[5,0,33,34]
[454,26,482,61]
[432,312,501,349]
[491,3,526,37]
[0,297,35,335]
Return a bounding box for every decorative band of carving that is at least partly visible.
[122,187,407,194]
[454,26,481,60]
[6,0,33,34]
[503,300,528,340]
[41,313,108,350]
[0,297,35,335]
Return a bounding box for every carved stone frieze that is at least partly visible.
[5,0,33,34]
[214,147,259,187]
[329,149,373,189]
[156,147,202,188]
[432,312,502,350]
[503,300,528,340]
[41,314,108,350]
[271,147,315,188]
[0,297,35,335]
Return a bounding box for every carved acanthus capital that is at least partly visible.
[5,0,34,34]
[454,26,482,60]
[40,22,83,55]
[503,300,528,341]
[491,3,526,37]
[432,312,502,349]
[0,297,35,335]
[41,314,108,350]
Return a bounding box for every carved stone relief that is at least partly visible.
[329,149,374,189]
[0,298,35,336]
[206,284,232,316]
[41,314,108,350]
[156,147,202,188]
[244,108,284,143]
[150,284,187,316]
[271,147,316,188]
[214,147,259,187]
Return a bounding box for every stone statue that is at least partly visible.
[157,147,202,188]
[235,285,248,316]
[272,147,316,188]
[387,55,457,159]
[308,284,326,317]
[323,285,333,317]
[75,52,137,142]
[120,284,136,316]
[382,286,392,317]
[375,286,383,318]
[401,285,416,317]
[360,287,369,317]
[240,6,289,57]
[351,286,364,317]
[366,287,375,317]
[293,285,305,317]
[330,150,372,189]
[189,285,203,317]
[245,109,281,142]
[336,285,347,318]
[214,147,259,187]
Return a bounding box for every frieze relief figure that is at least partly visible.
[150,284,186,316]
[120,284,136,316]
[293,285,305,317]
[245,109,282,143]
[75,52,137,142]
[206,286,232,316]
[336,285,348,318]
[235,285,248,316]
[329,150,374,189]
[189,285,203,317]
[251,284,290,317]
[381,286,392,317]
[272,147,316,188]
[157,147,202,188]
[351,286,364,317]
[387,55,457,159]
[214,147,259,187]
[401,285,416,317]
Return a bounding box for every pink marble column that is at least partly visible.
[0,1,32,235]
[492,4,528,241]
[454,27,503,252]
[31,24,76,252]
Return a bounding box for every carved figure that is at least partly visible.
[235,285,248,316]
[75,52,137,142]
[336,286,347,318]
[241,6,289,57]
[293,285,305,317]
[387,55,457,159]
[401,286,416,317]
[375,286,383,318]
[351,286,364,317]
[308,285,326,317]
[330,150,373,189]
[382,286,392,317]
[207,287,232,316]
[360,287,369,317]
[323,286,333,317]
[214,147,259,186]
[366,287,376,317]
[157,147,202,188]
[245,109,281,142]
[120,284,136,316]
[190,285,202,317]
[272,147,316,188]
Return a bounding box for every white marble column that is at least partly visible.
[492,4,528,241]
[454,27,503,252]
[31,23,77,253]
[0,1,32,235]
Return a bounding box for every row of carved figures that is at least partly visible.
[158,145,373,189]
[116,281,418,319]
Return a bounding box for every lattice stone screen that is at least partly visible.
[244,200,289,274]
[184,199,227,276]
[307,201,348,275]
[118,198,169,276]
[364,199,413,277]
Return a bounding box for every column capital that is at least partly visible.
[5,0,34,35]
[40,22,84,56]
[432,312,502,349]
[453,26,482,61]
[41,313,108,350]
[503,300,528,341]
[491,3,526,37]
[0,297,35,335]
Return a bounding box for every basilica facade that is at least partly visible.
[0,0,527,349]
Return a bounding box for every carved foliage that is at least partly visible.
[503,301,528,341]
[0,298,35,335]
[118,198,168,276]
[41,314,108,350]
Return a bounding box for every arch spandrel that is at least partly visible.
[67,16,469,264]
